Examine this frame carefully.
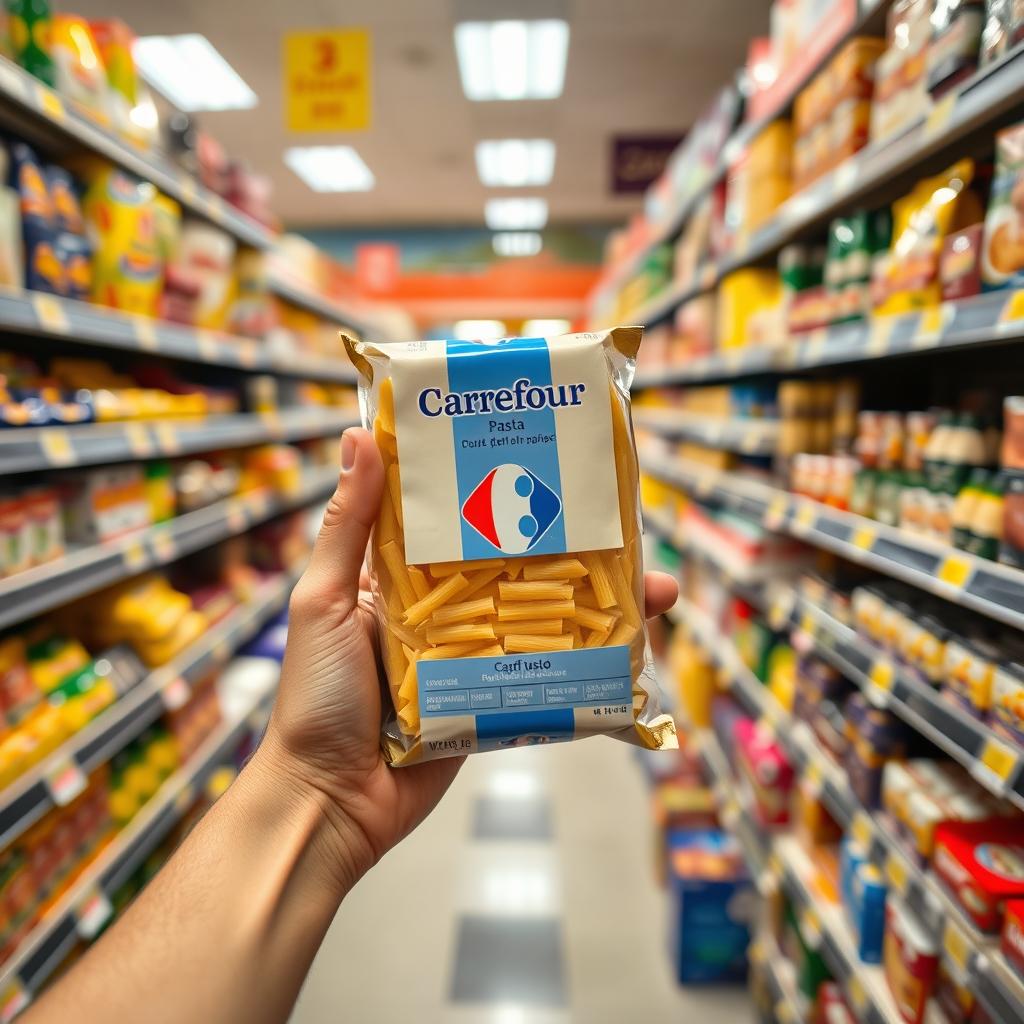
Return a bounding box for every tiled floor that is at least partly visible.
[291,738,753,1023]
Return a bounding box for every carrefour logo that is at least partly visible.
[418,377,585,417]
[461,464,561,554]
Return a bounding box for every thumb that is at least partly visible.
[298,428,384,616]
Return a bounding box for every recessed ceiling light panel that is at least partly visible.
[476,139,555,187]
[133,34,257,112]
[455,20,569,101]
[284,146,375,192]
[485,198,548,230]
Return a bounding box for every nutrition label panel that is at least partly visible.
[417,648,632,718]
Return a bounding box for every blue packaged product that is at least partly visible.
[10,143,64,295]
[852,862,887,963]
[840,836,866,914]
[667,829,752,984]
[54,231,91,301]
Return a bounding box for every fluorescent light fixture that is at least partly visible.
[523,318,570,336]
[133,34,257,112]
[485,198,548,230]
[454,319,505,340]
[492,231,542,257]
[455,20,569,100]
[284,146,375,192]
[476,139,555,187]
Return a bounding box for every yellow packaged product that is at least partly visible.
[716,269,783,349]
[74,159,162,316]
[874,160,984,315]
[343,327,676,765]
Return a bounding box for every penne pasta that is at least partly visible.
[497,600,575,622]
[492,619,563,637]
[407,565,431,602]
[403,573,469,626]
[424,622,497,645]
[430,597,496,626]
[522,558,588,580]
[459,565,506,601]
[430,558,503,577]
[504,633,574,654]
[572,604,618,632]
[580,551,617,610]
[498,581,573,602]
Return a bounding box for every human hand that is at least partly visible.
[255,428,679,895]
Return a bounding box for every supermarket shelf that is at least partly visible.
[752,937,808,1024]
[629,43,1024,328]
[694,728,773,886]
[786,592,1024,812]
[641,449,1024,634]
[0,569,296,858]
[0,408,359,474]
[643,506,772,598]
[596,0,887,303]
[0,287,358,384]
[663,544,1024,1024]
[632,290,1024,388]
[0,58,273,251]
[633,409,778,455]
[0,465,337,631]
[634,345,783,389]
[266,273,377,336]
[0,677,277,1007]
[776,836,901,1024]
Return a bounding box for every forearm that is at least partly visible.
[25,737,365,1024]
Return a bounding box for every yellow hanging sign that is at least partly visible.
[284,29,371,132]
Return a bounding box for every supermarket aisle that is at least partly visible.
[291,738,751,1023]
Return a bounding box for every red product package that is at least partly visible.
[1002,899,1024,977]
[883,901,938,1024]
[933,818,1024,932]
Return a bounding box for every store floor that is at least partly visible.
[291,737,752,1023]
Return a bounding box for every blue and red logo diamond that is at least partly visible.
[461,464,561,554]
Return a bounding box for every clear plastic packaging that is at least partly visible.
[343,327,677,765]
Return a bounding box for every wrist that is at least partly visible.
[244,731,376,900]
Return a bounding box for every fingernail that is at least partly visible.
[341,431,356,472]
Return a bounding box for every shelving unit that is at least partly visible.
[0,57,273,250]
[0,466,338,630]
[610,41,1024,330]
[596,0,890,305]
[633,290,1024,388]
[0,288,359,384]
[0,664,279,1012]
[0,408,358,474]
[0,569,295,858]
[634,409,779,455]
[0,25,387,1019]
[655,534,1024,1024]
[641,449,1024,633]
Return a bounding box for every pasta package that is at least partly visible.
[343,327,677,765]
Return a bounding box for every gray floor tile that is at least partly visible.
[450,915,566,1007]
[472,795,553,841]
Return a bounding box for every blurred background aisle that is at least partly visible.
[293,738,751,1024]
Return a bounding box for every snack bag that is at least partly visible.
[344,327,676,765]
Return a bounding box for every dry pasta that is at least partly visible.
[344,326,676,765]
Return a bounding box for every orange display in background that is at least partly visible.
[284,29,370,132]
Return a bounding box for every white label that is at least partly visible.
[75,887,113,939]
[389,333,623,565]
[45,758,87,806]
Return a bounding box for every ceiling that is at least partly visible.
[74,0,771,230]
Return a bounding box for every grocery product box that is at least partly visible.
[666,829,752,984]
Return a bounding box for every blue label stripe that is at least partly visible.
[444,337,567,561]
[417,647,632,747]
